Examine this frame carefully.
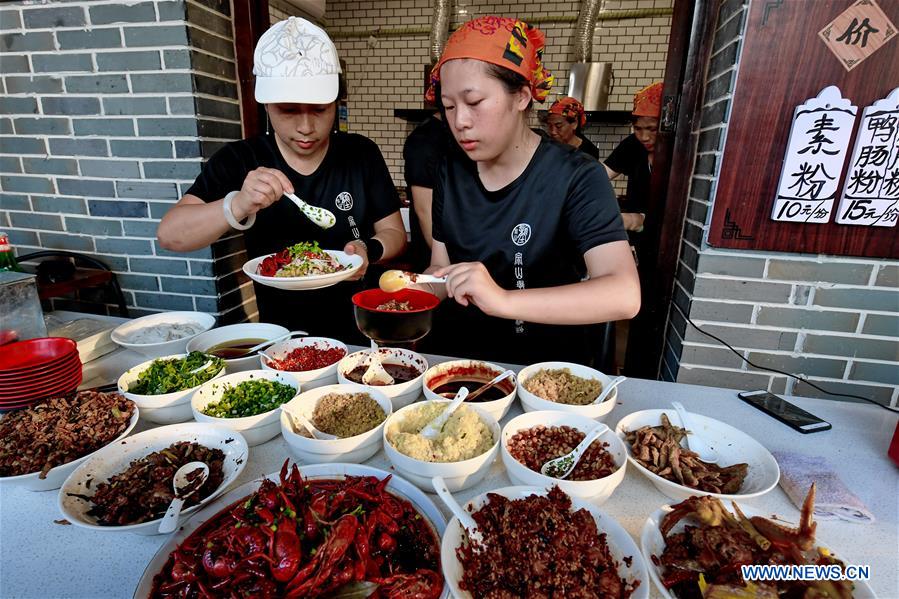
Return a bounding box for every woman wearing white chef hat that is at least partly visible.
[158,17,406,339]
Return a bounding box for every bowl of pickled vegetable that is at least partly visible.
[117,352,226,424]
[191,370,300,446]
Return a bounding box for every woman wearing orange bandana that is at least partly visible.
[604,81,663,232]
[544,97,600,158]
[419,16,640,365]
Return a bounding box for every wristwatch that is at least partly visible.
[223,191,255,230]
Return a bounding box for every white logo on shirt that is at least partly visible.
[511,223,531,246]
[335,192,353,211]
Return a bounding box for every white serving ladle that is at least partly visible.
[282,407,337,441]
[362,342,394,386]
[284,192,336,229]
[671,401,720,463]
[593,375,627,404]
[540,423,610,479]
[378,269,447,293]
[158,461,209,534]
[419,387,469,440]
[431,476,484,546]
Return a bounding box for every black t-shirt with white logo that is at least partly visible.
[429,134,627,364]
[186,132,400,340]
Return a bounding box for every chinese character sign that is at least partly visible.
[836,87,899,227]
[772,86,857,223]
[819,0,897,72]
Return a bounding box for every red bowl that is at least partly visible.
[0,353,81,381]
[0,338,78,372]
[0,363,82,394]
[352,288,440,345]
[0,374,82,402]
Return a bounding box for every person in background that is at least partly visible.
[157,17,405,340]
[402,111,455,273]
[419,16,640,365]
[544,96,599,159]
[604,81,663,233]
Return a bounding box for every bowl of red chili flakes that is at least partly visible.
[261,337,348,389]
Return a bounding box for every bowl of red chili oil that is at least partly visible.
[261,337,348,390]
[352,288,440,346]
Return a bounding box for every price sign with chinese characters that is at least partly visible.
[836,87,899,226]
[771,86,857,223]
[819,0,897,72]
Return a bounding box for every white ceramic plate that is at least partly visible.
[615,409,780,502]
[441,485,649,599]
[242,250,363,290]
[58,423,248,535]
[641,502,877,599]
[133,463,449,598]
[0,404,139,492]
[110,311,216,358]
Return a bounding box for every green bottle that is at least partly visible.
[0,233,23,272]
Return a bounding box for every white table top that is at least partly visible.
[2,346,897,598]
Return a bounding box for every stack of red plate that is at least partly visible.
[0,338,83,410]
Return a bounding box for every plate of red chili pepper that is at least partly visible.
[136,461,448,598]
[242,244,363,291]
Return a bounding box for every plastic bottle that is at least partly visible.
[0,233,23,272]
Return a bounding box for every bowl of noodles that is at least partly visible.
[242,241,363,290]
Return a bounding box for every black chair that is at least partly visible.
[17,250,130,317]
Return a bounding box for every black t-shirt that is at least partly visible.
[428,134,627,365]
[403,115,454,271]
[577,135,600,159]
[605,133,651,214]
[186,132,400,340]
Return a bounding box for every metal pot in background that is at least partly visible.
[567,62,614,111]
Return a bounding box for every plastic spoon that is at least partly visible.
[158,461,210,534]
[671,401,720,463]
[431,476,484,545]
[378,270,447,293]
[284,192,337,229]
[362,343,394,386]
[419,387,469,439]
[593,375,627,404]
[282,407,337,440]
[215,330,308,359]
[540,423,610,479]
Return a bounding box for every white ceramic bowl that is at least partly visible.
[117,353,226,424]
[500,410,627,504]
[616,409,780,502]
[421,359,517,421]
[261,337,347,390]
[517,361,617,420]
[111,311,216,358]
[0,404,139,492]
[133,462,450,598]
[336,348,427,410]
[442,485,649,599]
[192,370,300,446]
[641,502,876,599]
[186,323,290,373]
[58,423,248,535]
[280,383,393,464]
[383,400,500,493]
[242,250,363,291]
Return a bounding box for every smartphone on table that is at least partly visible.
[737,390,832,434]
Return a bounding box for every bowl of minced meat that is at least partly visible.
[517,361,619,420]
[280,383,393,464]
[383,401,501,492]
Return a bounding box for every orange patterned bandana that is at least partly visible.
[425,16,554,104]
[632,81,663,117]
[548,97,586,128]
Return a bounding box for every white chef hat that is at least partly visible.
[253,17,342,104]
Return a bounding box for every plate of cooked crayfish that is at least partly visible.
[641,484,876,599]
[135,460,448,598]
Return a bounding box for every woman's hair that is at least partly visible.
[484,63,533,110]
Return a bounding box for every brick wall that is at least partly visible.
[662,0,899,407]
[0,0,254,322]
[325,0,672,190]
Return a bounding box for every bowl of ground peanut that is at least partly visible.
[279,383,392,464]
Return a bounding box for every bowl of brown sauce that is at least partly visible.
[422,359,518,421]
[337,347,428,410]
[186,323,289,373]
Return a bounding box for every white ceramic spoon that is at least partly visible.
[284,192,336,229]
[431,475,484,545]
[672,401,720,463]
[214,330,308,359]
[283,407,338,441]
[378,270,447,293]
[540,423,610,479]
[158,461,209,534]
[593,375,627,404]
[362,343,393,386]
[419,387,468,440]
